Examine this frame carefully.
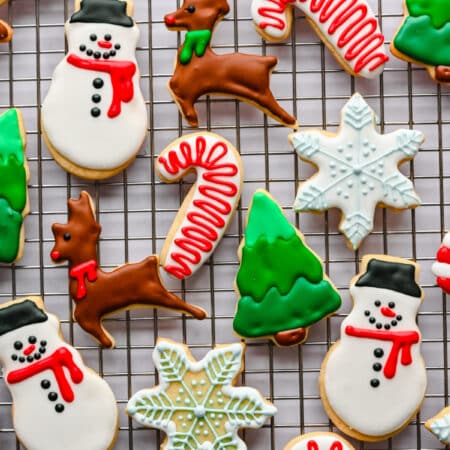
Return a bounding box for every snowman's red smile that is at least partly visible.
[380,306,396,318]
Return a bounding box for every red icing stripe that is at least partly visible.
[437,277,450,295]
[257,0,388,73]
[158,136,239,279]
[437,245,450,264]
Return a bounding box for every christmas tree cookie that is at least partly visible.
[392,0,450,83]
[0,109,29,264]
[127,338,276,450]
[233,190,341,347]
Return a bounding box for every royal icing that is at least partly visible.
[392,0,450,83]
[41,0,147,177]
[426,406,450,444]
[0,109,29,264]
[0,297,117,450]
[233,190,341,346]
[432,232,450,294]
[320,256,426,440]
[290,93,424,250]
[283,432,354,450]
[164,0,297,128]
[50,191,206,348]
[127,338,276,450]
[0,0,12,43]
[251,0,389,78]
[157,133,243,280]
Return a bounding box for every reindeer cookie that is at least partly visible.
[283,432,355,450]
[164,0,297,128]
[251,0,389,78]
[50,191,206,348]
[0,297,118,450]
[0,0,12,43]
[41,0,147,180]
[157,132,243,279]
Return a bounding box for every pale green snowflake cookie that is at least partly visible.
[290,93,424,250]
[426,406,450,444]
[126,338,276,450]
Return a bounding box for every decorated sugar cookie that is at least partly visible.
[0,297,118,450]
[50,191,206,348]
[41,0,147,180]
[233,190,341,347]
[0,109,29,264]
[290,93,424,250]
[127,338,276,450]
[320,255,426,441]
[432,232,450,294]
[157,133,243,279]
[164,0,297,128]
[0,0,12,43]
[392,1,450,83]
[283,432,355,450]
[251,0,389,78]
[426,406,450,445]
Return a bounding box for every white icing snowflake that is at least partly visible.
[291,93,424,249]
[127,339,276,450]
[428,409,450,444]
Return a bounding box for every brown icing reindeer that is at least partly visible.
[51,191,206,348]
[0,0,12,43]
[164,0,297,128]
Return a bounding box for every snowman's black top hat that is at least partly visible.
[0,299,47,336]
[70,0,133,28]
[355,258,421,298]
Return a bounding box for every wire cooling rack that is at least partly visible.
[0,0,448,449]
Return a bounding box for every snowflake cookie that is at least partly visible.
[127,338,276,450]
[426,406,450,444]
[290,93,424,250]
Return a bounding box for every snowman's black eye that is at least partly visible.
[63,233,71,241]
[388,302,395,308]
[186,5,196,13]
[374,300,381,307]
[14,341,22,350]
[104,34,112,41]
[90,34,97,41]
[28,336,37,344]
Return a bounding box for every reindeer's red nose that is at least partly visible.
[165,15,176,25]
[51,251,61,262]
[97,40,112,49]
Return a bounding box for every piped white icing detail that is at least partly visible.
[432,262,450,279]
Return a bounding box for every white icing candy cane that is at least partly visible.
[283,432,355,450]
[157,132,243,279]
[432,232,450,293]
[0,297,117,450]
[251,0,389,78]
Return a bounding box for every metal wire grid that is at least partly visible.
[0,0,448,448]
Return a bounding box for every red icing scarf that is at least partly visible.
[7,347,84,402]
[67,54,136,118]
[345,325,420,379]
[69,260,98,300]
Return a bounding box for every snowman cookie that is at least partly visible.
[0,297,118,450]
[283,432,354,450]
[41,0,147,180]
[320,255,426,441]
[432,232,450,294]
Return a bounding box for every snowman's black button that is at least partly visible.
[374,348,384,358]
[369,317,376,324]
[39,347,46,354]
[87,49,93,56]
[48,392,58,401]
[391,320,397,327]
[384,324,391,330]
[11,354,17,361]
[103,52,110,59]
[28,336,37,344]
[372,363,382,372]
[376,323,382,329]
[27,356,34,363]
[19,357,25,363]
[396,315,402,321]
[79,45,86,52]
[370,379,380,388]
[91,108,101,118]
[364,310,370,316]
[40,340,47,347]
[115,43,121,50]
[92,94,101,104]
[34,353,41,360]
[93,78,104,89]
[94,51,101,59]
[41,380,51,389]
[14,341,22,350]
[55,404,65,413]
[374,300,381,307]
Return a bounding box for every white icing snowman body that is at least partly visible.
[0,305,117,450]
[42,18,147,173]
[321,259,426,439]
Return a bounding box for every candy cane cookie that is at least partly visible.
[156,133,243,279]
[251,0,389,78]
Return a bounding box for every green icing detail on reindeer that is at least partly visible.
[180,30,212,64]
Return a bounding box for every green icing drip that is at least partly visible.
[0,109,24,165]
[233,277,342,338]
[406,0,450,29]
[0,155,27,212]
[0,198,23,263]
[394,15,450,66]
[234,190,341,338]
[180,30,212,65]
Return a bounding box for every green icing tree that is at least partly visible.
[393,0,450,81]
[233,190,341,347]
